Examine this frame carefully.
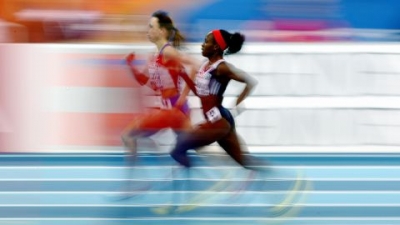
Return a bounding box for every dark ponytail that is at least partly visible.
[214,29,245,55]
[170,27,185,48]
[226,32,245,54]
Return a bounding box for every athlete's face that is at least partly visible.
[201,33,217,57]
[147,17,163,43]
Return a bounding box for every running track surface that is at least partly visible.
[1,152,400,225]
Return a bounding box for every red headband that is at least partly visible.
[212,30,227,50]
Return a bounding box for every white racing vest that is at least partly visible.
[195,59,225,97]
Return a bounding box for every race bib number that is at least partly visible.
[206,107,222,123]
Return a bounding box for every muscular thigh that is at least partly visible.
[177,118,231,150]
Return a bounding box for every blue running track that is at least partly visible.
[0,152,400,225]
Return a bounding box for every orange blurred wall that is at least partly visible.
[1,0,197,20]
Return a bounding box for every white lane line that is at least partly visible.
[1,165,400,169]
[0,191,400,195]
[1,153,400,158]
[0,178,400,182]
[0,203,399,207]
[1,216,400,221]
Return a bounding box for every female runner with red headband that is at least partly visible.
[166,29,305,216]
[171,29,257,168]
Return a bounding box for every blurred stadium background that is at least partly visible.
[1,0,400,43]
[1,0,400,153]
[1,0,400,152]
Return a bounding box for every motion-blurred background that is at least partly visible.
[1,0,400,154]
[1,0,400,43]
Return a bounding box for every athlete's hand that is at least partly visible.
[126,53,135,65]
[230,102,246,118]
